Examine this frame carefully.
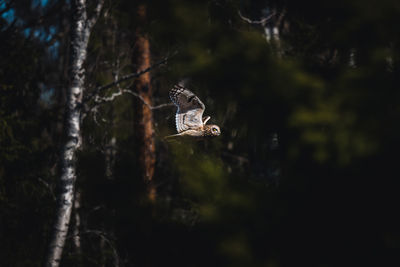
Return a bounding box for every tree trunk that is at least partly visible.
[72,190,82,255]
[46,1,103,266]
[105,137,117,179]
[262,7,285,58]
[132,4,156,202]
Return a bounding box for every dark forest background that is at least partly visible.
[1,0,400,266]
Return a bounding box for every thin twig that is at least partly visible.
[93,89,174,110]
[4,17,17,32]
[38,177,57,201]
[275,8,286,28]
[82,88,174,123]
[87,0,105,29]
[123,90,175,110]
[68,230,120,267]
[19,1,64,31]
[83,51,177,104]
[238,10,276,25]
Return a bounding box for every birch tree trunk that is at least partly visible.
[72,190,82,255]
[46,1,103,266]
[132,4,156,202]
[261,7,285,58]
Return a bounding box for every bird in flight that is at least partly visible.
[166,85,221,139]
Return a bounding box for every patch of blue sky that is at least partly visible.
[24,28,31,36]
[40,87,55,103]
[0,1,7,10]
[25,26,57,42]
[48,40,60,59]
[32,0,49,8]
[2,0,59,57]
[23,25,57,41]
[46,25,57,41]
[34,29,41,38]
[1,5,15,24]
[38,82,55,104]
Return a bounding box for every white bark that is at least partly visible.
[46,1,103,266]
[72,190,82,254]
[105,137,116,179]
[238,7,285,57]
[349,48,356,68]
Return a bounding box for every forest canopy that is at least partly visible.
[1,0,400,266]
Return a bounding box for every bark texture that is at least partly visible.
[132,4,156,202]
[46,1,103,266]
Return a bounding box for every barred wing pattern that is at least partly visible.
[169,85,205,133]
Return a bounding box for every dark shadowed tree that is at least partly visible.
[132,3,157,202]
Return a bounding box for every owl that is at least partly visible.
[166,85,221,139]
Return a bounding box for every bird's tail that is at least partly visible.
[164,133,183,141]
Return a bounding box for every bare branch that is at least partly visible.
[121,89,175,110]
[90,105,101,126]
[68,230,120,267]
[38,177,57,201]
[81,88,173,123]
[4,17,17,32]
[19,1,65,31]
[91,89,173,110]
[83,51,177,105]
[275,8,286,28]
[94,89,127,103]
[45,31,66,47]
[238,10,276,25]
[87,0,105,30]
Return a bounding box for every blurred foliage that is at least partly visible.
[0,3,58,265]
[1,0,400,266]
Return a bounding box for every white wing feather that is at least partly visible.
[170,86,205,133]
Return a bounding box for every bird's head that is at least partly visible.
[205,125,221,137]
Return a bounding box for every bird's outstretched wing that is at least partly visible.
[169,85,205,133]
